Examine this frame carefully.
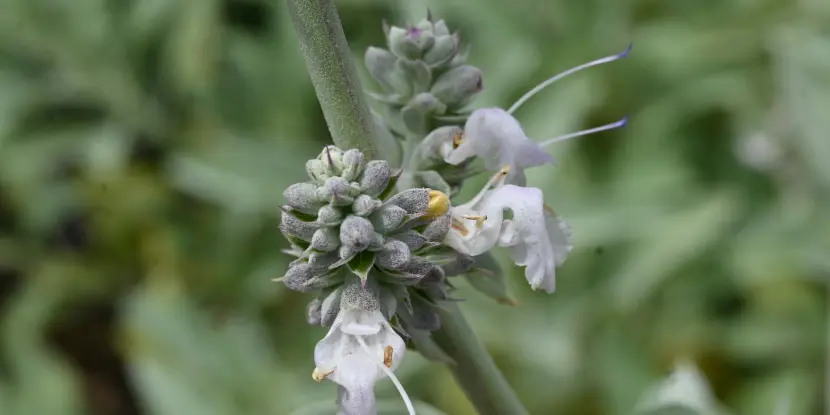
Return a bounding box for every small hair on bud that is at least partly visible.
[376,240,412,270]
[339,215,376,252]
[422,213,451,241]
[311,227,340,252]
[369,205,407,233]
[282,262,316,293]
[306,298,322,325]
[283,183,324,214]
[352,194,383,217]
[359,160,392,197]
[386,188,430,214]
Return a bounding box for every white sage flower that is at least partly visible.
[443,169,572,293]
[440,45,631,185]
[312,308,413,415]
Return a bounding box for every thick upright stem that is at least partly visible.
[432,302,529,415]
[286,0,380,159]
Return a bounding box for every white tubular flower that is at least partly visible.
[441,107,553,186]
[440,45,631,185]
[443,169,572,293]
[312,308,413,415]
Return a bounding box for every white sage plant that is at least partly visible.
[283,6,628,415]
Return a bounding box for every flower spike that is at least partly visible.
[539,116,629,147]
[507,44,632,115]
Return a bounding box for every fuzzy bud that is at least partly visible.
[423,34,457,67]
[311,227,340,252]
[376,240,411,270]
[430,65,483,109]
[365,47,411,96]
[307,298,322,325]
[369,205,407,233]
[340,276,380,311]
[283,262,315,293]
[359,160,392,197]
[283,183,324,213]
[320,286,343,326]
[319,145,345,176]
[393,230,429,251]
[318,176,360,205]
[308,251,339,270]
[388,26,423,60]
[316,205,344,226]
[340,149,365,182]
[279,211,318,242]
[306,159,327,181]
[386,188,430,214]
[422,213,451,241]
[352,194,382,217]
[339,216,375,252]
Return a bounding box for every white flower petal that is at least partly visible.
[443,108,554,185]
[333,354,381,415]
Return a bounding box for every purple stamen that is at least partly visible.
[407,27,423,38]
[507,43,633,115]
[539,116,629,147]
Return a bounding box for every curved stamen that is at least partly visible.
[466,166,510,207]
[538,116,629,147]
[356,337,415,415]
[507,44,632,115]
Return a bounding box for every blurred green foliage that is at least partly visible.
[0,0,827,414]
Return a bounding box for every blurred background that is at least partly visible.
[0,0,827,414]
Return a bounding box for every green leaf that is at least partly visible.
[347,251,376,282]
[463,252,516,306]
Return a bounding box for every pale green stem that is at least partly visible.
[287,2,528,414]
[432,302,529,415]
[286,0,380,159]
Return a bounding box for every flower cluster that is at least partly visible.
[280,11,629,415]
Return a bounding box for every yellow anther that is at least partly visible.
[312,368,334,383]
[426,190,450,220]
[452,131,464,149]
[461,214,488,228]
[383,346,394,368]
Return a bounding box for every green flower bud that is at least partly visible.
[340,149,364,181]
[423,34,457,67]
[319,145,345,176]
[369,205,407,233]
[359,160,392,197]
[365,47,411,96]
[308,250,339,270]
[307,298,322,325]
[430,65,483,109]
[393,230,428,251]
[379,287,398,320]
[403,292,440,330]
[283,262,315,293]
[306,159,327,181]
[388,26,423,60]
[340,276,379,311]
[386,188,430,214]
[320,287,342,326]
[283,183,324,214]
[279,211,318,242]
[397,59,431,94]
[316,205,344,226]
[339,215,375,252]
[401,92,447,135]
[422,213,451,241]
[352,194,382,217]
[376,240,411,270]
[432,20,451,37]
[318,177,361,206]
[311,227,340,252]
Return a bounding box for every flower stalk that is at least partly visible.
[286,1,529,413]
[286,0,380,159]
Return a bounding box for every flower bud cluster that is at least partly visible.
[365,14,483,137]
[279,146,475,334]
